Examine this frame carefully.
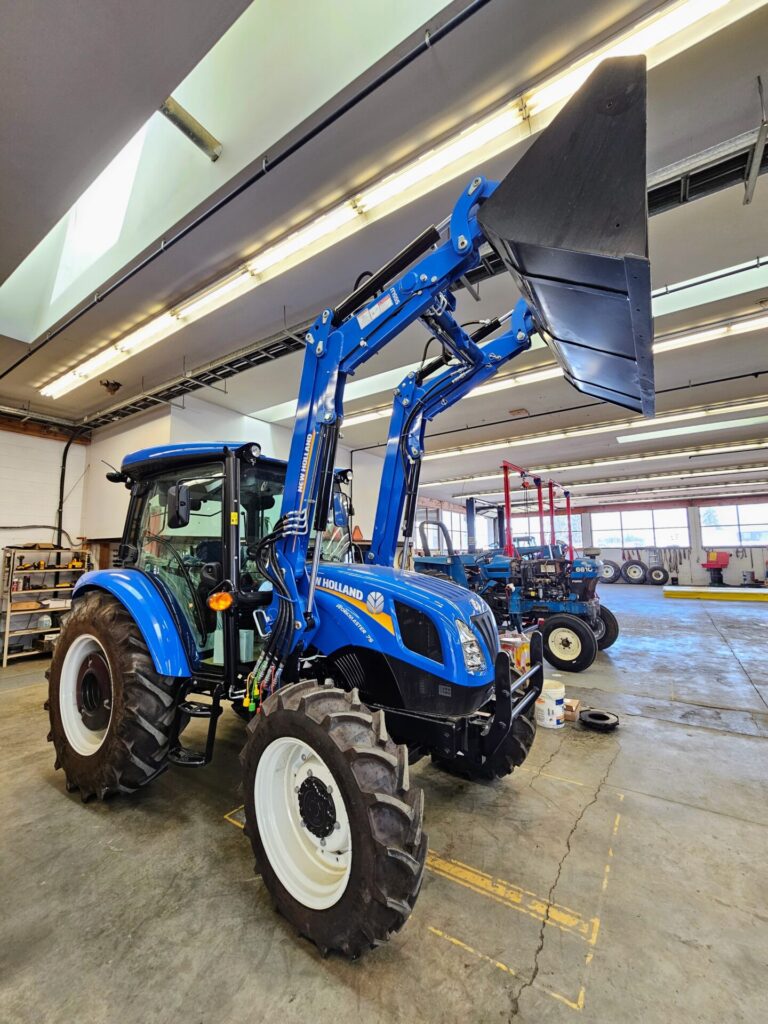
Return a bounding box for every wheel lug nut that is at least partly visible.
[300,820,306,828]
[334,821,341,831]
[320,838,326,847]
[306,768,312,777]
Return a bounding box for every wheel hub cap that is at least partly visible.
[76,652,111,732]
[298,776,336,838]
[550,627,582,659]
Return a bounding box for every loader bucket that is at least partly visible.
[477,56,654,416]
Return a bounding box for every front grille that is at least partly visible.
[471,611,499,660]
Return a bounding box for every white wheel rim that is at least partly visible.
[59,634,113,756]
[626,565,644,580]
[593,617,606,640]
[549,627,582,660]
[600,566,614,580]
[255,736,352,910]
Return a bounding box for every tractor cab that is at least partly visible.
[114,442,352,689]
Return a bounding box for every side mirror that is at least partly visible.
[167,484,191,529]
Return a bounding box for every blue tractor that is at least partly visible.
[46,58,653,957]
[412,521,616,672]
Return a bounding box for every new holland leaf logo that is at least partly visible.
[366,591,385,615]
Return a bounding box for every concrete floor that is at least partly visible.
[1,585,767,1023]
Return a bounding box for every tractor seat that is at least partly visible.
[196,540,223,563]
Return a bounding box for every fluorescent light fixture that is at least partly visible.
[248,205,359,276]
[174,270,255,321]
[654,311,768,353]
[343,408,392,428]
[423,398,768,461]
[39,0,759,400]
[428,462,768,494]
[457,479,768,502]
[617,414,768,443]
[40,312,183,398]
[472,365,564,397]
[356,105,524,213]
[523,0,732,118]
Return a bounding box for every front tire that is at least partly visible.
[593,606,620,650]
[541,614,597,672]
[47,591,182,800]
[241,680,426,958]
[432,704,535,781]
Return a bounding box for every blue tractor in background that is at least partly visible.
[413,520,618,672]
[46,58,652,957]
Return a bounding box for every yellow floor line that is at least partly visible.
[518,765,587,787]
[427,850,600,944]
[664,587,768,602]
[428,926,585,1012]
[224,805,245,829]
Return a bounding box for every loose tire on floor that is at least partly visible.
[593,605,620,650]
[241,680,426,958]
[47,591,183,800]
[599,559,621,583]
[647,565,669,585]
[541,614,598,672]
[621,559,648,584]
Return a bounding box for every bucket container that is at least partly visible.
[536,680,566,729]
[478,56,654,417]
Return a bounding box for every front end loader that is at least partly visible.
[47,57,653,958]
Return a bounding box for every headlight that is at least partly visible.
[456,619,486,675]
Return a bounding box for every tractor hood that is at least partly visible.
[310,562,499,692]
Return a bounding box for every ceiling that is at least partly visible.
[0,0,251,286]
[0,0,767,514]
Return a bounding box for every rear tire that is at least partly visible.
[47,591,182,800]
[593,606,619,650]
[599,559,621,584]
[621,559,648,584]
[241,680,426,958]
[541,614,597,672]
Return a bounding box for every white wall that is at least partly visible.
[168,395,294,458]
[349,450,386,539]
[81,408,171,539]
[0,428,86,551]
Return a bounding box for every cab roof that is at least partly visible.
[121,443,286,478]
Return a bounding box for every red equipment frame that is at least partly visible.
[501,460,575,560]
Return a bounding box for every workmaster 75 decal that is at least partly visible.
[316,578,394,634]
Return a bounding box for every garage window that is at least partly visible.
[699,504,768,546]
[511,514,584,549]
[591,508,689,548]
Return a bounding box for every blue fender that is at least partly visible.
[73,570,191,677]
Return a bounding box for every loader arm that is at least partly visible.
[367,298,535,567]
[256,176,503,682]
[253,55,652,689]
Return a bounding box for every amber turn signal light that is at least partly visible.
[207,591,234,612]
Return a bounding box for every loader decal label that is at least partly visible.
[297,432,315,499]
[316,579,395,635]
[356,287,399,330]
